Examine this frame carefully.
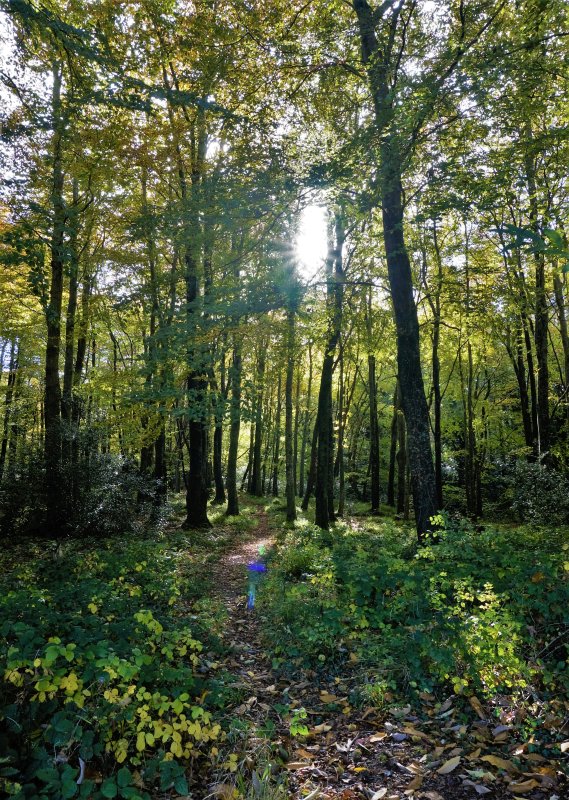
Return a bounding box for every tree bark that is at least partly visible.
[285,310,297,521]
[524,126,550,458]
[315,211,344,530]
[298,341,313,496]
[301,414,318,511]
[250,345,266,496]
[368,353,380,513]
[354,0,438,539]
[387,382,398,506]
[44,62,66,533]
[226,333,242,516]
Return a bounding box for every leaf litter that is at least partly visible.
[194,510,569,800]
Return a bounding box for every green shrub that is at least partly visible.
[0,533,228,799]
[259,515,569,700]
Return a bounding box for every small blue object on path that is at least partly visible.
[247,557,267,609]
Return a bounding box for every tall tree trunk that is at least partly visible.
[0,339,18,484]
[368,353,380,513]
[301,414,318,511]
[251,345,266,496]
[354,0,437,540]
[285,310,297,521]
[272,371,282,497]
[315,211,345,530]
[524,126,550,459]
[61,178,79,450]
[44,62,66,534]
[553,273,569,392]
[298,340,313,496]
[226,333,242,516]
[430,221,444,507]
[292,364,301,497]
[337,345,346,517]
[387,382,398,507]
[396,402,406,515]
[183,112,210,529]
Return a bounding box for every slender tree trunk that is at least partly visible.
[524,126,550,458]
[226,334,242,516]
[387,382,398,507]
[315,211,344,530]
[301,414,318,511]
[337,346,346,517]
[553,273,569,391]
[368,353,380,513]
[272,371,282,496]
[183,112,210,529]
[285,310,297,521]
[44,62,66,534]
[251,346,266,496]
[62,179,79,451]
[396,403,406,515]
[354,0,437,539]
[0,339,18,483]
[292,364,301,497]
[298,341,313,496]
[430,221,444,507]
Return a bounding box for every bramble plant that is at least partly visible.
[0,530,232,798]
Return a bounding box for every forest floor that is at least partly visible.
[1,500,567,800]
[197,507,568,800]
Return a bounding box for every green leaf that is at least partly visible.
[173,775,189,795]
[117,767,132,788]
[101,778,118,798]
[61,778,78,799]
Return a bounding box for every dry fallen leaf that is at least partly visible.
[406,775,424,791]
[319,692,338,703]
[437,755,461,774]
[480,754,519,773]
[210,784,235,800]
[469,696,486,719]
[370,790,387,800]
[462,779,492,795]
[560,741,569,753]
[507,778,539,793]
[311,723,332,734]
[370,732,388,742]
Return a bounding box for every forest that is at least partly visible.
[0,0,568,798]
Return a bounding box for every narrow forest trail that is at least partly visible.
[198,510,503,800]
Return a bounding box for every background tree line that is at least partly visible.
[1,0,569,539]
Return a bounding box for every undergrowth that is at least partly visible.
[259,509,569,706]
[0,505,258,799]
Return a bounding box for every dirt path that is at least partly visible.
[199,510,563,800]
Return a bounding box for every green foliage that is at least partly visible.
[259,516,569,701]
[510,461,569,524]
[0,529,233,798]
[0,450,161,538]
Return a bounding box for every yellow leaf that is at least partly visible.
[319,692,338,703]
[136,732,146,752]
[406,775,423,790]
[437,755,461,774]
